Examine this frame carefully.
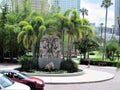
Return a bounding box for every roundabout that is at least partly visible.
[31,67,114,84]
[0,63,115,84]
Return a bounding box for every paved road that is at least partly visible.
[0,63,119,90]
[44,65,120,90]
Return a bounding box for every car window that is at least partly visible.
[0,75,14,88]
[17,72,29,79]
[3,72,13,78]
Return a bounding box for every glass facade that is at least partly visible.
[32,0,51,12]
[0,0,11,7]
[115,0,120,34]
[53,0,80,14]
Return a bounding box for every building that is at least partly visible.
[0,0,11,8]
[115,0,120,35]
[32,0,51,12]
[90,23,117,41]
[52,0,80,14]
[0,0,51,12]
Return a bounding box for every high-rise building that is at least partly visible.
[115,0,120,35]
[32,0,51,12]
[0,0,51,12]
[52,0,80,14]
[0,0,11,8]
[0,0,22,11]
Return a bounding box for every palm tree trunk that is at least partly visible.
[102,7,108,61]
[62,30,65,60]
[31,43,35,57]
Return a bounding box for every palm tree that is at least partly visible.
[54,13,71,60]
[67,10,82,59]
[64,10,94,60]
[80,8,88,18]
[17,23,37,55]
[80,18,94,37]
[101,0,113,60]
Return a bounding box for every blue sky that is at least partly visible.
[81,0,114,27]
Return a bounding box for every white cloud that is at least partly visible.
[81,0,114,27]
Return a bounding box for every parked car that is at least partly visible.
[0,70,44,90]
[0,74,30,90]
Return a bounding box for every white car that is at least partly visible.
[0,74,31,90]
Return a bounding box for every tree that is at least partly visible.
[101,0,113,60]
[31,16,46,56]
[80,8,88,18]
[106,39,118,60]
[17,23,37,53]
[54,13,71,60]
[76,35,99,59]
[64,9,94,59]
[0,4,8,59]
[66,10,82,60]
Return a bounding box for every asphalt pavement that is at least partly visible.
[0,63,120,90]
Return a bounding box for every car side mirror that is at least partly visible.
[0,86,1,89]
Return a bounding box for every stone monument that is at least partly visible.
[38,35,62,69]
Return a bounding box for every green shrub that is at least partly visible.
[60,59,78,73]
[116,61,120,70]
[19,56,38,71]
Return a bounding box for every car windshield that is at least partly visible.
[0,75,14,88]
[17,72,30,78]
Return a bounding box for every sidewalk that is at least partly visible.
[0,63,21,70]
[0,63,115,84]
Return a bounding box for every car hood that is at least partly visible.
[5,82,30,90]
[28,76,44,83]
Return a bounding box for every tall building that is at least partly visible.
[0,0,11,8]
[32,0,51,12]
[0,0,51,12]
[52,0,80,14]
[115,0,120,35]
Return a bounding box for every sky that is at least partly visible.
[0,0,114,27]
[81,0,114,27]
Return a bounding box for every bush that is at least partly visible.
[116,61,120,70]
[19,56,38,71]
[79,58,117,66]
[60,59,78,73]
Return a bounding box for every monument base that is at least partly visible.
[38,57,63,69]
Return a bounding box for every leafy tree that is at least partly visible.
[101,0,113,60]
[106,39,118,60]
[76,35,99,59]
[0,4,8,58]
[50,3,61,14]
